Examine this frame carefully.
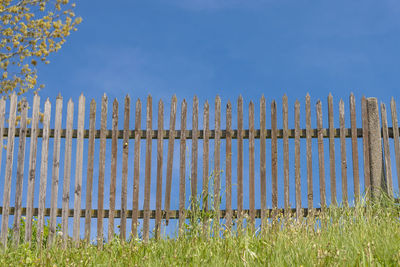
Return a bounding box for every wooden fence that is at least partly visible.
[0,92,398,247]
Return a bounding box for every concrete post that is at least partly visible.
[366,98,385,199]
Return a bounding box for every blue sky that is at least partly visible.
[37,0,400,102]
[2,0,400,241]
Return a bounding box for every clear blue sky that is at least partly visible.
[3,0,400,241]
[38,0,400,103]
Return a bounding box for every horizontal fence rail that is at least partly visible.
[0,92,399,247]
[4,127,400,139]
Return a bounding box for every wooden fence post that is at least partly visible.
[366,98,385,198]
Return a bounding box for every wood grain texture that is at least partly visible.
[202,101,210,234]
[179,100,187,235]
[37,98,51,243]
[97,94,107,245]
[294,100,302,218]
[12,98,28,246]
[361,97,371,195]
[390,98,400,194]
[282,95,290,212]
[271,100,278,215]
[0,93,17,246]
[143,95,153,241]
[237,96,244,221]
[84,99,96,242]
[0,97,5,185]
[155,100,164,239]
[225,101,232,229]
[25,94,40,243]
[191,96,199,204]
[349,94,360,200]
[214,96,221,220]
[249,101,255,227]
[120,96,130,241]
[316,100,326,209]
[328,94,337,205]
[381,103,393,196]
[108,99,118,241]
[259,96,267,226]
[305,94,313,210]
[164,95,177,225]
[131,99,141,237]
[73,94,85,243]
[339,100,348,206]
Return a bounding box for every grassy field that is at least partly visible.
[1,196,399,266]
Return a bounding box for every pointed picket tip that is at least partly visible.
[90,98,96,105]
[306,92,310,97]
[158,99,163,106]
[339,98,344,104]
[328,92,333,98]
[113,98,118,105]
[283,93,288,99]
[238,95,243,107]
[79,94,86,104]
[57,92,62,99]
[295,99,300,105]
[67,98,73,104]
[215,95,221,101]
[249,100,254,106]
[226,99,232,107]
[79,93,85,102]
[261,94,265,100]
[204,100,209,109]
[147,95,152,106]
[45,97,51,103]
[193,95,198,102]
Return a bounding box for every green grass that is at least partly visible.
[1,196,400,266]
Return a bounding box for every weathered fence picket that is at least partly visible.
[339,100,348,205]
[305,94,313,210]
[259,96,266,226]
[350,94,360,201]
[1,93,17,246]
[108,99,118,241]
[225,101,232,229]
[25,94,40,243]
[13,99,28,245]
[391,98,400,194]
[38,99,51,243]
[164,96,176,225]
[282,95,289,213]
[131,98,141,237]
[316,100,326,209]
[328,94,337,205]
[155,99,164,239]
[84,99,96,242]
[97,95,107,245]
